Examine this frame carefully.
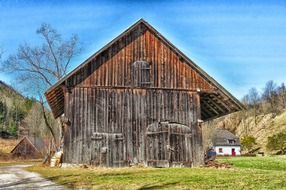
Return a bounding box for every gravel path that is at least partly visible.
[0,165,66,190]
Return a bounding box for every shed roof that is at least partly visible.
[45,19,244,120]
[11,136,41,156]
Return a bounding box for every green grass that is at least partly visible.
[218,156,286,171]
[25,156,286,190]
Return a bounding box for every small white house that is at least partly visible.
[213,129,241,156]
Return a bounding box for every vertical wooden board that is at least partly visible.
[174,55,178,88]
[88,88,92,163]
[69,89,74,162]
[142,29,147,61]
[177,57,181,89]
[117,42,121,86]
[89,61,94,86]
[147,32,152,86]
[131,30,135,63]
[110,45,115,86]
[99,58,103,86]
[127,35,131,86]
[165,46,169,88]
[118,40,123,86]
[79,88,84,163]
[122,36,126,86]
[74,87,79,163]
[153,32,157,88]
[156,35,160,87]
[107,53,111,87]
[190,68,194,89]
[132,90,137,160]
[166,48,173,88]
[113,90,117,133]
[182,62,186,89]
[86,88,91,163]
[186,65,190,89]
[140,90,145,162]
[126,90,132,162]
[103,90,107,133]
[122,90,127,162]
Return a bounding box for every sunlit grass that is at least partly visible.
[26,156,286,190]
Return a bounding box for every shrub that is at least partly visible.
[266,131,286,154]
[241,135,256,151]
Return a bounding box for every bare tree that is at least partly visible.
[278,83,286,109]
[241,94,250,134]
[262,80,279,114]
[0,23,81,149]
[248,88,260,125]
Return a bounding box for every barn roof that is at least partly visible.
[45,18,244,120]
[213,129,241,146]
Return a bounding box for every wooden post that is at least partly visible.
[192,93,204,166]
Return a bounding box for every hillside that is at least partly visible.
[205,109,286,154]
[0,80,51,138]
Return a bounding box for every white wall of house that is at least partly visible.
[214,146,241,156]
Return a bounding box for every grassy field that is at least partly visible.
[26,156,286,190]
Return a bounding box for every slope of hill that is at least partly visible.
[205,109,286,153]
[0,80,45,137]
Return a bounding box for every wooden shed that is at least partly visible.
[45,19,243,167]
[11,136,42,158]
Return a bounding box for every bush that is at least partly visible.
[241,135,256,151]
[266,131,286,154]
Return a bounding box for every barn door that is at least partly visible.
[169,133,192,167]
[146,122,192,167]
[91,133,107,166]
[146,125,169,167]
[91,133,125,167]
[109,134,125,167]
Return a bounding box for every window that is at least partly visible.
[228,139,236,144]
[219,148,223,153]
[132,61,151,87]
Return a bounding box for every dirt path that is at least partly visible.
[0,165,66,190]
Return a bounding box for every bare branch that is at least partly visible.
[0,23,81,150]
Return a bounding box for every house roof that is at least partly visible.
[45,18,244,119]
[213,129,241,146]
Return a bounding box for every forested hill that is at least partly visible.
[0,80,44,137]
[0,80,24,99]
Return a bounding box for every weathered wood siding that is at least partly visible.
[65,24,214,91]
[64,88,201,166]
[63,23,207,167]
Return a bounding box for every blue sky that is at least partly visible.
[0,0,286,99]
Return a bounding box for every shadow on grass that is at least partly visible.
[138,181,179,190]
[46,174,78,188]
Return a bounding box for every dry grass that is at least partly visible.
[0,138,18,161]
[0,138,17,153]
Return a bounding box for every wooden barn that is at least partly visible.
[45,19,243,167]
[11,136,42,158]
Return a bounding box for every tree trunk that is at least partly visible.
[40,99,58,150]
